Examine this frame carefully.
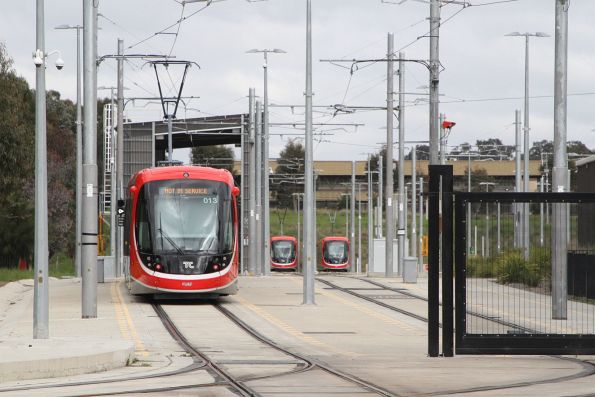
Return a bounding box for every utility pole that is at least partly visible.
[358,183,362,274]
[116,39,124,277]
[397,52,407,274]
[419,177,424,272]
[34,0,49,338]
[367,156,374,275]
[246,49,286,277]
[552,0,569,319]
[515,110,522,248]
[377,155,383,239]
[82,0,98,318]
[55,24,82,278]
[248,89,257,275]
[411,146,417,261]
[386,33,395,278]
[397,53,406,275]
[255,101,263,276]
[303,0,315,304]
[351,161,356,272]
[439,113,445,165]
[429,0,440,165]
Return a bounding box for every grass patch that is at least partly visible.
[0,252,75,284]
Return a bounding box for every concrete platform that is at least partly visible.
[0,279,135,383]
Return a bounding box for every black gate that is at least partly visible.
[429,166,595,355]
[455,191,595,354]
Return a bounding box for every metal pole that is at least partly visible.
[429,0,440,165]
[439,113,445,165]
[167,116,173,161]
[397,53,406,275]
[467,152,472,255]
[523,35,531,261]
[116,39,124,277]
[34,0,49,339]
[358,183,362,274]
[378,155,383,238]
[552,0,569,320]
[411,146,417,260]
[248,88,257,275]
[345,194,349,238]
[296,194,301,272]
[419,177,424,272]
[351,161,356,272]
[75,27,83,278]
[497,201,501,254]
[82,0,98,318]
[386,33,395,278]
[240,114,246,274]
[109,89,116,259]
[368,158,373,275]
[303,0,315,304]
[255,101,263,276]
[515,109,522,248]
[263,52,271,276]
[540,176,544,247]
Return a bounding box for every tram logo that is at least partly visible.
[183,261,195,269]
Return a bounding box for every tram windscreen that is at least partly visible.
[137,179,233,255]
[272,240,295,263]
[324,241,348,263]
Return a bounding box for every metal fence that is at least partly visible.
[454,192,595,354]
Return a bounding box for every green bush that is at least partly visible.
[466,255,497,278]
[496,250,541,287]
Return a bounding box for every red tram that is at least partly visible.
[320,236,350,271]
[123,166,239,297]
[270,236,298,270]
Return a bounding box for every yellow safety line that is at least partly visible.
[233,295,360,357]
[111,282,149,357]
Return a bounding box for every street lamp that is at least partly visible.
[246,48,286,278]
[506,31,549,260]
[55,24,82,278]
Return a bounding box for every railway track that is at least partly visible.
[315,274,595,396]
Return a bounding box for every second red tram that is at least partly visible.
[123,165,240,298]
[270,236,298,270]
[320,236,350,271]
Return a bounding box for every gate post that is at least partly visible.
[428,165,454,357]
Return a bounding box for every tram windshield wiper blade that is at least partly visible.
[158,213,184,255]
[157,227,185,255]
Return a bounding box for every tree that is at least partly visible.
[464,168,495,192]
[476,138,513,160]
[272,139,304,208]
[190,145,235,174]
[0,42,35,267]
[404,145,430,160]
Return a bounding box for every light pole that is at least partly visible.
[34,0,49,339]
[55,24,82,278]
[479,182,495,257]
[506,31,549,261]
[247,48,286,277]
[303,0,315,304]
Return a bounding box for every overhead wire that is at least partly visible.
[126,1,213,51]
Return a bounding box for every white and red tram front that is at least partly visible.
[123,166,239,297]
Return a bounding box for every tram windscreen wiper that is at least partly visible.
[158,213,184,255]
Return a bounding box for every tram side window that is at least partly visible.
[135,188,152,253]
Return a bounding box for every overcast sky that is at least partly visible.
[2,0,595,162]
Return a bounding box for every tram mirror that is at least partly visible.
[232,186,240,197]
[129,185,138,197]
